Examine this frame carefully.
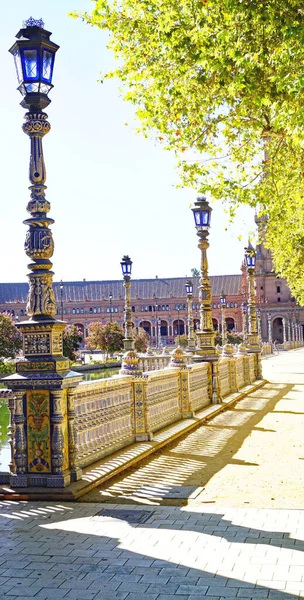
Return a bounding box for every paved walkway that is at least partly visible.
[0,349,304,599]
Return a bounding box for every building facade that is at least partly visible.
[0,275,243,346]
[0,248,302,345]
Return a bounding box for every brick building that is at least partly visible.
[1,230,303,344]
[0,275,243,345]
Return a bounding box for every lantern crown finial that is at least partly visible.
[24,17,45,28]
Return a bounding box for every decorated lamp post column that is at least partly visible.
[185,280,196,352]
[120,255,141,375]
[267,312,273,345]
[60,280,64,321]
[5,18,82,489]
[157,318,162,350]
[121,255,134,351]
[220,290,227,346]
[257,309,262,344]
[282,317,287,348]
[191,196,221,403]
[244,243,262,379]
[287,316,291,344]
[241,300,248,343]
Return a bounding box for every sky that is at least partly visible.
[0,0,255,284]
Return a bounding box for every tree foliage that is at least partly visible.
[0,313,22,360]
[87,321,124,355]
[133,327,149,353]
[63,325,83,361]
[174,333,188,348]
[73,1,304,301]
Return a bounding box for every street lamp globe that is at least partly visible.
[244,243,256,269]
[220,290,226,307]
[185,280,193,296]
[9,17,59,109]
[191,196,212,231]
[120,255,132,277]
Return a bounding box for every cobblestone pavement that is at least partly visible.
[1,350,304,599]
[0,500,304,599]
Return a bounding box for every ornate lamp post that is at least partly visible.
[177,306,181,346]
[120,255,141,375]
[244,243,262,378]
[120,255,134,351]
[191,196,221,403]
[5,18,82,489]
[241,299,248,343]
[282,317,287,346]
[109,292,113,323]
[157,317,162,349]
[60,280,64,321]
[220,290,227,346]
[267,312,273,344]
[256,309,262,344]
[185,280,196,352]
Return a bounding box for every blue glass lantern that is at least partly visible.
[241,300,247,313]
[244,243,256,269]
[257,309,261,318]
[9,17,59,109]
[121,255,132,277]
[220,291,226,307]
[185,280,193,295]
[191,196,212,231]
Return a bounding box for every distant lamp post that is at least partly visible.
[157,317,162,349]
[109,292,113,323]
[241,299,248,343]
[282,317,287,346]
[267,312,272,344]
[256,309,262,344]
[119,255,141,376]
[177,306,181,346]
[120,255,134,351]
[154,303,158,348]
[185,279,196,352]
[220,290,227,345]
[244,243,262,378]
[60,280,64,321]
[191,196,221,403]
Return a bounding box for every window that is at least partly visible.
[132,306,135,312]
[166,305,169,310]
[20,309,24,316]
[115,307,118,313]
[76,308,80,314]
[80,308,84,314]
[162,305,165,311]
[89,308,93,314]
[278,297,281,302]
[97,307,101,313]
[72,308,75,314]
[277,285,281,293]
[149,305,152,312]
[93,307,97,314]
[106,307,110,313]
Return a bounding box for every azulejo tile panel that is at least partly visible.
[26,389,51,472]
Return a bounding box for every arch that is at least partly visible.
[173,319,185,336]
[225,317,235,332]
[160,319,168,337]
[272,316,283,343]
[212,318,219,331]
[139,320,152,336]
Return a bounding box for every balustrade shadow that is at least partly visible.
[84,382,294,506]
[0,501,302,599]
